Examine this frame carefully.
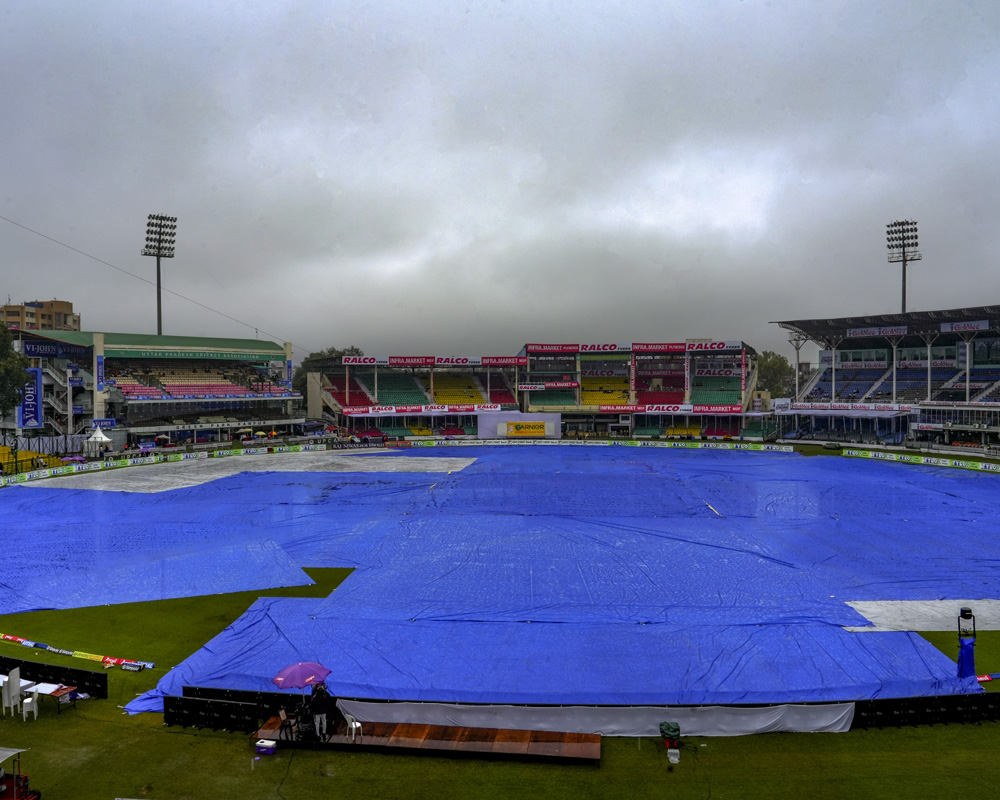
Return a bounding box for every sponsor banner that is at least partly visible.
[96,355,105,391]
[21,341,90,358]
[599,405,646,413]
[579,342,631,352]
[847,326,908,338]
[342,403,503,415]
[69,377,84,386]
[518,381,578,390]
[695,368,736,377]
[506,421,547,437]
[629,358,636,393]
[286,359,293,386]
[526,343,579,353]
[434,356,482,366]
[343,356,388,365]
[684,354,691,395]
[388,356,436,366]
[840,361,888,369]
[789,402,914,412]
[481,356,527,366]
[693,404,743,414]
[941,320,989,333]
[636,368,686,377]
[644,403,694,413]
[631,342,686,352]
[22,341,57,357]
[914,423,943,431]
[18,367,43,428]
[898,360,929,369]
[741,349,747,393]
[581,368,629,377]
[686,341,743,352]
[843,449,999,475]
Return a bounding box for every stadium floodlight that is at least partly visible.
[141,214,178,335]
[886,220,921,313]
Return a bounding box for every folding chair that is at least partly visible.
[278,708,295,740]
[22,690,39,721]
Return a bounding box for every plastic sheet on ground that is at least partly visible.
[1,445,991,707]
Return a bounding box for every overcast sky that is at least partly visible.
[2,1,998,361]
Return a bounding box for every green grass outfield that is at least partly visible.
[2,568,1000,799]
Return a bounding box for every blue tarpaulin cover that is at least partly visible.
[0,446,987,709]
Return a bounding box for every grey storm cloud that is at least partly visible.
[2,1,999,360]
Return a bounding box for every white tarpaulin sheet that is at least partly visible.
[337,699,855,737]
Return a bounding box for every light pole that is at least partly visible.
[886,220,921,313]
[141,214,177,335]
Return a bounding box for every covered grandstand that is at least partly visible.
[6,330,301,448]
[307,340,761,440]
[773,305,1000,449]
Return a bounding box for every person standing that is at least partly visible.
[310,683,331,740]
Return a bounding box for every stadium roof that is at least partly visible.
[23,330,285,354]
[772,305,1000,348]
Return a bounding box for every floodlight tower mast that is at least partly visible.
[886,220,921,313]
[141,214,178,336]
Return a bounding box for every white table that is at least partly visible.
[0,675,36,692]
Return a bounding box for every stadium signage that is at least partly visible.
[526,343,579,353]
[846,326,908,338]
[434,356,482,365]
[18,368,43,428]
[599,404,645,412]
[91,418,116,428]
[686,341,742,351]
[695,369,735,377]
[693,404,742,413]
[839,361,888,369]
[645,404,693,413]
[632,343,686,352]
[518,384,546,391]
[481,356,527,366]
[579,343,630,352]
[388,356,436,366]
[637,368,685,377]
[103,349,280,360]
[341,403,500,415]
[343,356,385,365]
[582,368,628,377]
[941,320,989,332]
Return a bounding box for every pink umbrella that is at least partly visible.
[272,661,331,691]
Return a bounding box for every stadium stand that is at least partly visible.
[580,375,630,405]
[432,373,485,405]
[689,376,741,405]
[358,372,430,405]
[528,389,577,406]
[325,374,374,407]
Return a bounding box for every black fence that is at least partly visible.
[851,692,1000,729]
[163,694,258,734]
[0,654,108,699]
[182,685,299,716]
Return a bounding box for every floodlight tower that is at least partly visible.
[141,214,177,335]
[886,220,921,313]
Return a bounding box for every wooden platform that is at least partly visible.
[254,716,601,764]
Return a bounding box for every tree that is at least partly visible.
[292,345,364,394]
[0,325,30,421]
[755,350,794,397]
